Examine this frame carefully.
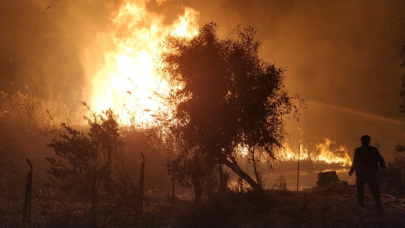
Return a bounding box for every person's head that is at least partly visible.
[360,135,371,145]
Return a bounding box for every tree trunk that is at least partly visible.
[218,164,226,192]
[221,157,263,193]
[251,150,262,188]
[194,182,203,205]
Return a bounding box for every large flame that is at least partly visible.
[82,2,351,167]
[83,0,199,126]
[276,139,352,166]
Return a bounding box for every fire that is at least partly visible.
[276,139,352,166]
[315,139,351,165]
[81,1,351,168]
[81,2,352,168]
[83,0,199,126]
[235,139,351,166]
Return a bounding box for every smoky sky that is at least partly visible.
[180,0,403,116]
[1,0,404,157]
[181,0,405,155]
[0,0,119,104]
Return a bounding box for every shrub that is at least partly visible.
[379,154,405,197]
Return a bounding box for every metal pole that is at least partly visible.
[297,143,301,191]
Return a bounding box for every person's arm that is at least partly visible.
[349,150,357,176]
[376,149,385,169]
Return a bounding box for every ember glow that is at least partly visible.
[276,139,352,166]
[84,0,199,125]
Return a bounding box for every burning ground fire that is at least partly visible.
[84,0,199,125]
[276,139,352,166]
[237,139,352,166]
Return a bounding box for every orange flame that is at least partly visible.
[82,2,352,168]
[276,139,352,166]
[83,0,199,125]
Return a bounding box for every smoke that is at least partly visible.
[182,0,402,114]
[0,0,404,157]
[0,0,119,104]
[180,0,405,157]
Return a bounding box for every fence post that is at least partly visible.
[138,152,145,216]
[22,158,33,226]
[172,167,175,205]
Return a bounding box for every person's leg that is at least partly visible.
[367,177,383,214]
[356,176,365,206]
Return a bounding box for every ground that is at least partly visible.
[237,185,405,228]
[141,184,405,228]
[6,183,404,227]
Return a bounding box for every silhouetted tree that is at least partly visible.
[46,109,124,226]
[375,1,405,202]
[384,1,405,114]
[384,2,405,154]
[158,23,302,192]
[398,44,405,115]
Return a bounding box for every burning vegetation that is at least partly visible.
[84,0,199,126]
[1,0,405,227]
[276,139,352,167]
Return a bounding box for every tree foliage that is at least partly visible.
[385,1,405,114]
[46,109,124,226]
[47,109,123,194]
[380,155,405,197]
[168,150,213,204]
[158,23,302,192]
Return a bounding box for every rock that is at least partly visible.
[317,171,340,186]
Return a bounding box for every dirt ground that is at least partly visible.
[234,185,405,228]
[141,184,405,228]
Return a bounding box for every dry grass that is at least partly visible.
[1,172,405,227]
[134,184,405,228]
[235,185,405,228]
[1,87,404,227]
